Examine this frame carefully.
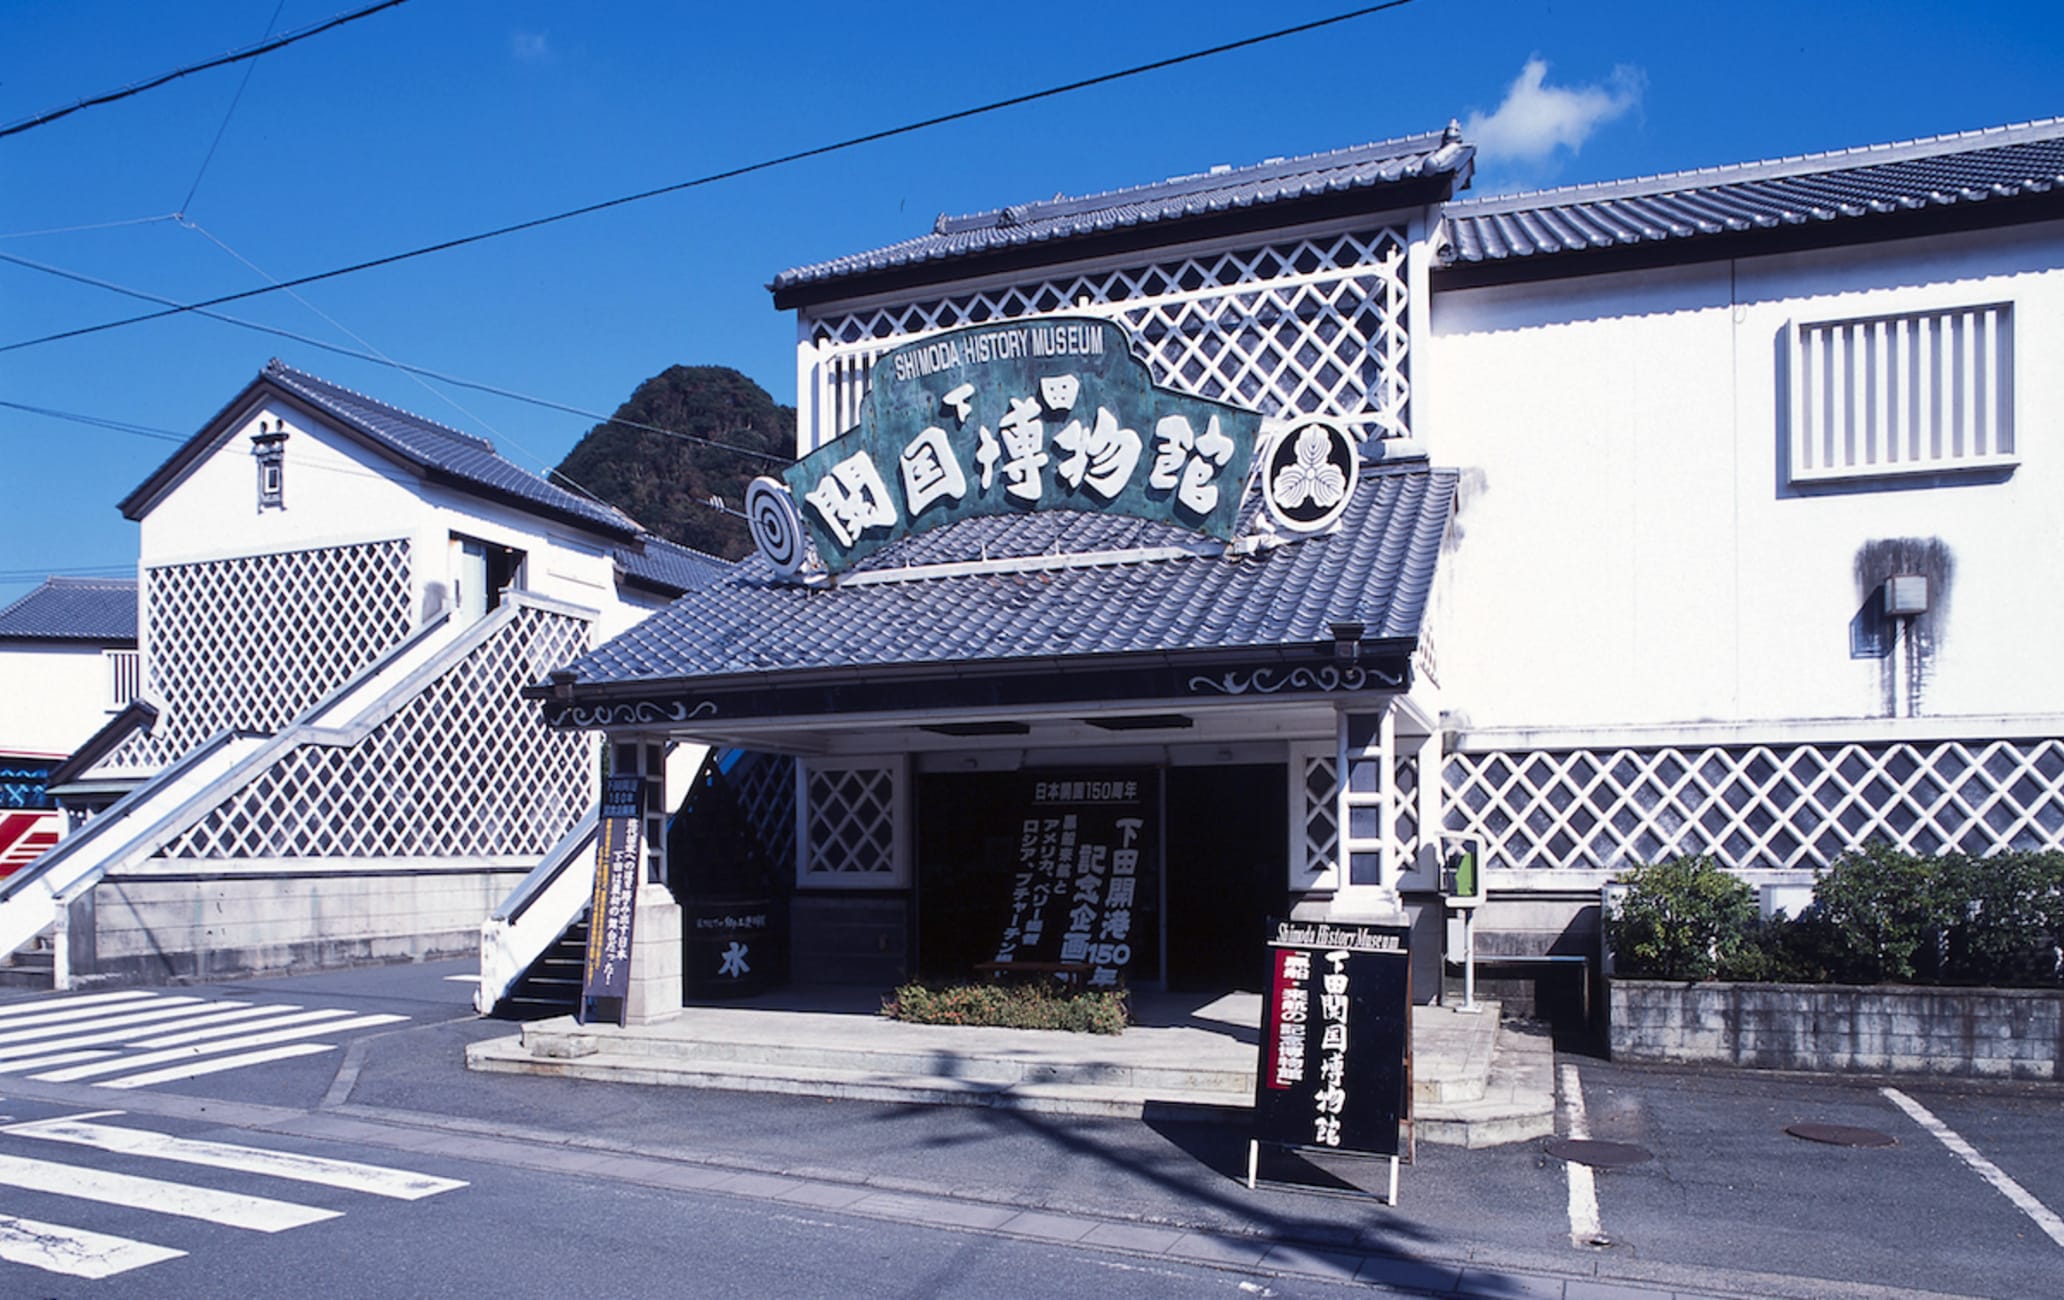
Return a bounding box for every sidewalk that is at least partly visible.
[467,987,1555,1148]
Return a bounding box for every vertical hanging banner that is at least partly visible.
[989,770,1157,988]
[578,774,645,1026]
[1252,919,1412,1163]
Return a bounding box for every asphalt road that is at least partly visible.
[0,963,2057,1298]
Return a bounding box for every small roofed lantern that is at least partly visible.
[251,418,288,512]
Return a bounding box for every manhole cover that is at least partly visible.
[1543,1138,1653,1168]
[1786,1123,1898,1148]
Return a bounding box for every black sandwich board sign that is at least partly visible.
[1249,918,1412,1202]
[578,775,645,1026]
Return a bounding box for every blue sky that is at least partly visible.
[3,0,2060,602]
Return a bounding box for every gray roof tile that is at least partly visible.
[1443,117,2064,268]
[558,464,1454,688]
[773,127,1473,297]
[0,577,137,643]
[611,535,732,596]
[261,362,641,538]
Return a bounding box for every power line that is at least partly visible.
[0,1,1416,356]
[0,247,791,466]
[0,398,188,443]
[0,0,411,142]
[181,0,289,216]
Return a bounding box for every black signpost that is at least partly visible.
[577,774,645,1026]
[1249,918,1413,1204]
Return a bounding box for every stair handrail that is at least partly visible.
[478,807,601,1014]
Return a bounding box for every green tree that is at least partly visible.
[554,366,795,559]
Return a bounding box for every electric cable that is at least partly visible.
[0,2,1416,356]
[0,0,410,142]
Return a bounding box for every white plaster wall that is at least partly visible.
[0,643,118,755]
[138,401,425,569]
[1423,220,2064,731]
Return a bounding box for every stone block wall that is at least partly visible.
[1609,979,2063,1080]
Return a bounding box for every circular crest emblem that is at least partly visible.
[745,476,808,578]
[1261,417,1358,533]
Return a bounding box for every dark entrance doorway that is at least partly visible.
[1163,764,1288,992]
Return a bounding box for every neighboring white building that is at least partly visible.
[2,360,721,986]
[531,116,2063,1015]
[0,577,137,875]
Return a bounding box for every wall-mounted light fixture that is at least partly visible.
[1884,575,1929,617]
[1330,621,1365,664]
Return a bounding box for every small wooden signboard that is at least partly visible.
[577,775,645,1027]
[1248,918,1413,1204]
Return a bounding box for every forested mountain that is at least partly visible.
[554,366,795,559]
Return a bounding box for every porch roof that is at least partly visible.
[536,462,1454,722]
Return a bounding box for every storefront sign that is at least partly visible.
[991,771,1158,988]
[1252,919,1412,1159]
[759,318,1263,575]
[578,774,645,1026]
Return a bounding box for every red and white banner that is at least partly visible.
[0,810,60,877]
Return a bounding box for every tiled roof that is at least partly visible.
[772,127,1474,298]
[558,464,1454,689]
[259,363,641,538]
[611,535,733,596]
[1442,118,2064,269]
[0,577,137,643]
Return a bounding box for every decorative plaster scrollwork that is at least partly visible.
[1187,664,1402,696]
[553,699,718,728]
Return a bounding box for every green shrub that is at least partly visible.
[1809,843,1952,984]
[1606,855,1759,980]
[883,981,1129,1035]
[1715,913,1831,984]
[1939,851,2064,987]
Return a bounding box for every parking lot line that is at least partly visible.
[1882,1087,2064,1249]
[1560,1063,1603,1247]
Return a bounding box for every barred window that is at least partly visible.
[1787,303,2015,483]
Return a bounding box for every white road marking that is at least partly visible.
[130,1007,362,1049]
[0,990,156,1021]
[0,1002,291,1060]
[1,1115,467,1200]
[0,997,207,1042]
[0,1212,184,1278]
[1560,1062,1604,1247]
[98,1043,339,1089]
[31,1013,404,1083]
[0,1049,121,1076]
[1882,1087,2064,1249]
[0,1151,338,1232]
[443,974,479,983]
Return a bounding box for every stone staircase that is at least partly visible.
[469,995,1554,1147]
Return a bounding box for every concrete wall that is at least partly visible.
[66,867,530,986]
[1425,220,2064,731]
[1609,978,2063,1080]
[790,895,908,989]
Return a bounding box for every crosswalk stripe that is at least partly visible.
[3,1116,467,1200]
[0,1212,185,1279]
[0,1001,274,1060]
[32,1013,406,1083]
[131,1006,360,1049]
[0,1151,338,1232]
[0,997,207,1042]
[0,1048,121,1076]
[99,1043,339,1089]
[0,990,157,1021]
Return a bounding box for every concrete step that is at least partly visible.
[469,1000,1555,1148]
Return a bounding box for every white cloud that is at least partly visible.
[1464,57,1644,165]
[509,30,553,64]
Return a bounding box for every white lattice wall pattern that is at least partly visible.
[811,229,1411,447]
[803,762,899,880]
[113,540,413,769]
[1444,736,2064,872]
[731,751,798,872]
[160,605,591,859]
[1297,749,1421,883]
